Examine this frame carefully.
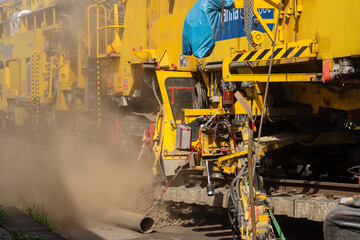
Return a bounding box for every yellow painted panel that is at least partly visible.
[142,0,360,63]
[114,0,149,95]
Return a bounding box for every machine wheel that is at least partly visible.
[324,198,360,240]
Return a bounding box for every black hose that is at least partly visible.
[228,206,242,239]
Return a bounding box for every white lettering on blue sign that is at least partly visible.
[0,42,14,59]
[217,8,274,41]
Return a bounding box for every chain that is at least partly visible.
[243,0,254,50]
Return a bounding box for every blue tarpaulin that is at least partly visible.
[182,0,235,59]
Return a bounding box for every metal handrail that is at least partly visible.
[87,1,125,57]
[87,4,107,57]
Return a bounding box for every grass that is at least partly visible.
[0,204,7,225]
[24,202,58,233]
[1,205,43,239]
[10,231,43,240]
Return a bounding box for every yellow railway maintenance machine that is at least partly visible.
[0,0,158,141]
[1,0,360,239]
[124,0,360,239]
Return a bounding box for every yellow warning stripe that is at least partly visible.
[229,39,317,63]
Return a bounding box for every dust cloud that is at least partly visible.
[0,0,155,230]
[0,127,154,228]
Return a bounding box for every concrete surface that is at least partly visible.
[163,186,338,221]
[65,216,324,240]
[268,194,338,221]
[162,186,230,208]
[65,222,234,240]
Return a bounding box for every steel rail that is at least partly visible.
[263,179,360,198]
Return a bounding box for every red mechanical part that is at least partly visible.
[221,146,227,153]
[249,121,255,130]
[142,123,155,147]
[249,206,260,220]
[222,90,234,108]
[149,122,155,147]
[323,59,331,83]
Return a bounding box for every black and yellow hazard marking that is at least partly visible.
[293,46,308,58]
[232,53,244,62]
[269,48,283,59]
[97,59,101,128]
[31,51,40,129]
[256,49,270,60]
[228,39,316,64]
[280,47,295,58]
[36,52,40,126]
[244,50,258,61]
[31,53,35,102]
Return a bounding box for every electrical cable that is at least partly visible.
[253,0,284,179]
[228,206,242,239]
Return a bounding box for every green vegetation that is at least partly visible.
[1,205,43,240]
[24,203,57,232]
[10,231,43,240]
[0,205,6,225]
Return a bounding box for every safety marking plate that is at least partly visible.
[229,39,316,63]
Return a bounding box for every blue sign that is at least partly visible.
[217,8,274,41]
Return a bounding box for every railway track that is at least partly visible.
[162,177,360,221]
[181,173,360,198]
[263,178,360,198]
